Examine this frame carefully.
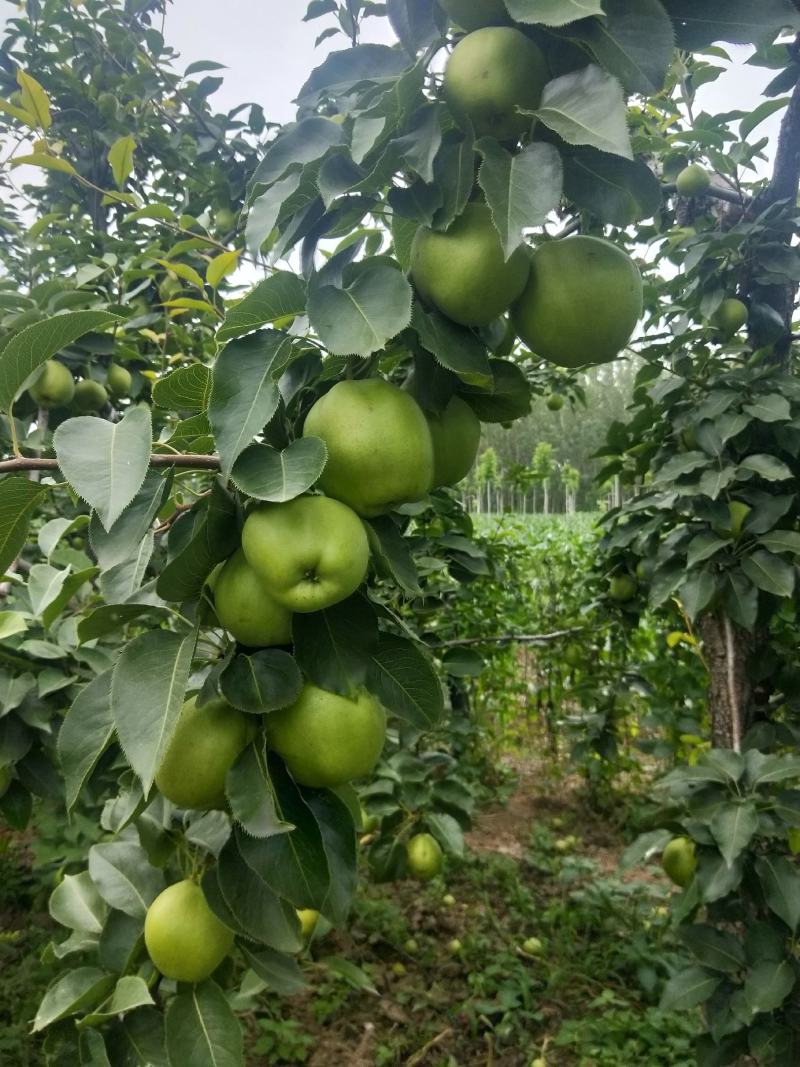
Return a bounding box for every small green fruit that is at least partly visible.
[392,962,407,976]
[661,836,697,888]
[404,938,420,954]
[427,396,482,488]
[215,207,237,232]
[74,379,108,413]
[96,91,118,120]
[267,683,386,789]
[106,363,132,398]
[609,574,637,602]
[213,548,293,647]
[158,274,182,302]
[522,937,544,956]
[545,394,564,412]
[712,298,748,339]
[442,893,456,907]
[297,908,319,939]
[675,164,711,197]
[406,833,443,882]
[444,27,548,141]
[154,695,249,810]
[144,880,234,982]
[447,938,462,955]
[28,360,75,409]
[554,837,571,852]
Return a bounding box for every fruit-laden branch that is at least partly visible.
[430,627,583,649]
[0,453,222,474]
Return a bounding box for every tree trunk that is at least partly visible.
[699,616,754,750]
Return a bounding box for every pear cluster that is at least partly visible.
[407,16,644,368]
[27,358,131,411]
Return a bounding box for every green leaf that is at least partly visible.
[11,152,76,175]
[209,331,294,479]
[58,670,115,813]
[241,946,307,995]
[42,566,98,629]
[661,0,800,48]
[304,787,357,925]
[757,530,800,556]
[231,438,327,502]
[367,633,444,729]
[293,594,379,697]
[476,140,562,258]
[89,471,167,571]
[54,406,152,532]
[741,97,791,141]
[17,69,51,129]
[411,304,492,388]
[722,571,757,631]
[319,956,378,994]
[562,148,662,226]
[427,811,465,856]
[237,755,330,911]
[88,840,165,919]
[211,843,302,952]
[49,871,107,934]
[365,516,421,595]
[152,365,211,412]
[394,103,442,184]
[112,628,196,793]
[217,272,307,343]
[741,551,795,598]
[744,960,796,1014]
[107,1007,167,1065]
[226,741,293,838]
[565,0,676,95]
[739,454,792,481]
[756,856,800,932]
[165,981,243,1067]
[504,0,604,26]
[659,966,721,1011]
[250,116,345,187]
[296,45,409,108]
[743,394,792,423]
[206,251,240,290]
[535,65,633,160]
[679,925,746,974]
[0,611,27,640]
[108,135,136,189]
[461,358,531,422]
[710,801,759,867]
[686,532,729,568]
[307,261,413,358]
[33,968,114,1032]
[83,976,154,1026]
[156,483,238,603]
[155,259,205,291]
[0,477,49,576]
[220,649,302,714]
[0,97,38,125]
[246,171,303,252]
[745,752,800,788]
[0,310,118,411]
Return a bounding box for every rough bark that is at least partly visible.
[699,616,754,750]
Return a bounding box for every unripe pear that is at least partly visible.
[74,379,108,413]
[28,360,75,409]
[661,836,696,888]
[675,164,711,197]
[712,298,748,339]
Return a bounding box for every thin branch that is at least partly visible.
[430,627,583,650]
[0,453,221,474]
[662,181,747,206]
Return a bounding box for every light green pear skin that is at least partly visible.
[268,684,387,788]
[406,832,443,881]
[144,880,234,982]
[28,359,75,409]
[411,202,530,328]
[241,495,369,612]
[107,362,132,398]
[303,378,434,517]
[154,696,249,810]
[213,548,293,647]
[443,26,548,141]
[74,378,108,412]
[427,396,482,487]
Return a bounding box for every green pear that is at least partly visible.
[427,396,481,487]
[28,360,75,409]
[106,362,132,398]
[242,495,369,612]
[214,548,293,647]
[74,379,108,412]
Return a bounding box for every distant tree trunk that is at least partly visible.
[543,480,550,515]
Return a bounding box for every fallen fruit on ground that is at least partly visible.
[154,695,250,810]
[444,27,548,140]
[144,880,234,982]
[512,237,643,368]
[213,547,293,647]
[28,359,75,409]
[242,495,369,611]
[523,937,544,956]
[411,201,530,328]
[406,832,443,881]
[267,683,386,788]
[661,836,697,887]
[297,908,319,939]
[303,377,434,516]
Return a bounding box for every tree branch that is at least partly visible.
[430,627,582,649]
[663,181,747,206]
[0,453,221,474]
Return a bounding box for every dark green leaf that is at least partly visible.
[220,650,302,714]
[476,140,563,257]
[58,670,114,813]
[367,633,444,729]
[660,966,721,1011]
[563,148,662,225]
[307,261,413,358]
[0,477,49,576]
[226,741,293,838]
[165,981,243,1067]
[535,64,633,159]
[293,594,379,697]
[217,272,307,343]
[152,365,211,412]
[231,437,327,502]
